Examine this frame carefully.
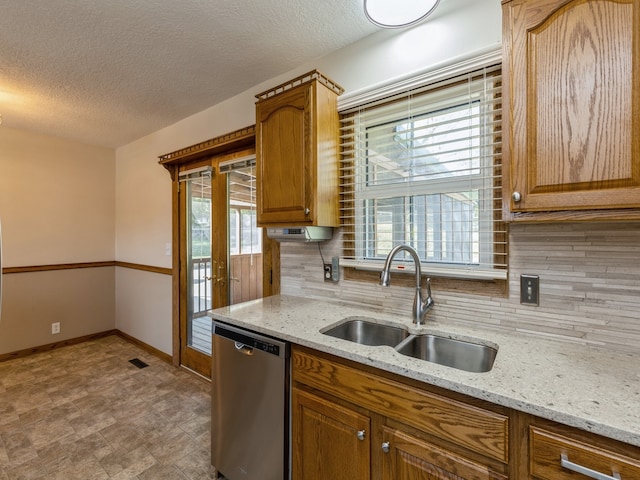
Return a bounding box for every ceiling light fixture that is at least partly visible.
[364,0,440,28]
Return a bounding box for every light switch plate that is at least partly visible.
[520,274,539,306]
[331,256,340,282]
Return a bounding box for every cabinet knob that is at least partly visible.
[305,208,311,215]
[356,430,366,441]
[381,441,390,453]
[512,191,522,203]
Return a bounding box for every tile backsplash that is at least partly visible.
[280,222,640,353]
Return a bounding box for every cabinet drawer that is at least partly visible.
[530,427,640,480]
[292,347,508,463]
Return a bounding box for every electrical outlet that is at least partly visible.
[520,275,539,306]
[323,263,333,282]
[51,322,61,335]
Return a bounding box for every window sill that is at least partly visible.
[340,259,507,281]
[343,266,508,298]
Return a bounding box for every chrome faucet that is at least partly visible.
[380,245,434,325]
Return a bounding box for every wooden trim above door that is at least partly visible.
[158,126,256,179]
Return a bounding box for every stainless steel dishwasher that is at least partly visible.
[211,321,290,480]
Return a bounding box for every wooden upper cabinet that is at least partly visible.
[255,71,344,227]
[502,0,640,220]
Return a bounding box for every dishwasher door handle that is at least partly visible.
[234,341,255,356]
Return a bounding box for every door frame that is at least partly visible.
[159,126,280,374]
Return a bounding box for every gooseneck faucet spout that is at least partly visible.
[380,245,434,325]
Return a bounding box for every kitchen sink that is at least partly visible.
[322,318,410,347]
[395,335,497,373]
[322,318,497,373]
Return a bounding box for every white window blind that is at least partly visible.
[339,63,507,280]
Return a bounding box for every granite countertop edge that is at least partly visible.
[208,294,640,448]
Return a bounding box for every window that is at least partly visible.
[225,160,262,257]
[229,207,262,255]
[340,63,506,279]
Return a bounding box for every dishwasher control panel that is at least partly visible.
[242,337,280,356]
[213,323,282,357]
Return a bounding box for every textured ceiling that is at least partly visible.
[0,0,380,147]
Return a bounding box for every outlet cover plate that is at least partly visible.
[323,263,333,282]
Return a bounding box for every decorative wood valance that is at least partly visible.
[255,70,344,102]
[158,125,255,180]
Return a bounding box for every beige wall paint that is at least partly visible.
[115,135,177,354]
[0,268,115,354]
[0,127,115,266]
[115,137,173,268]
[114,267,172,354]
[0,127,116,354]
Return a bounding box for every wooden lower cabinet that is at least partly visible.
[292,388,370,480]
[291,385,506,480]
[292,346,509,480]
[380,426,507,480]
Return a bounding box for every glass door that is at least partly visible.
[225,160,262,305]
[178,150,265,378]
[180,165,218,377]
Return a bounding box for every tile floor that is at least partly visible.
[0,335,216,480]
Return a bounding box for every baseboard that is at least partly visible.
[0,329,174,365]
[0,329,119,363]
[115,330,173,364]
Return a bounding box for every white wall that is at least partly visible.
[114,0,502,354]
[318,0,501,95]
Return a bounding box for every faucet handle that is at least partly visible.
[425,277,434,306]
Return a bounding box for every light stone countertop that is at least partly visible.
[208,294,640,448]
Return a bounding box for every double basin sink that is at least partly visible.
[322,317,497,373]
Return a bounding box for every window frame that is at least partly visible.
[339,56,506,283]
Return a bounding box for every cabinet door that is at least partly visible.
[380,426,507,480]
[256,84,313,225]
[503,0,640,214]
[292,388,370,480]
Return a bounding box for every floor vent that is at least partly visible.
[129,358,149,369]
